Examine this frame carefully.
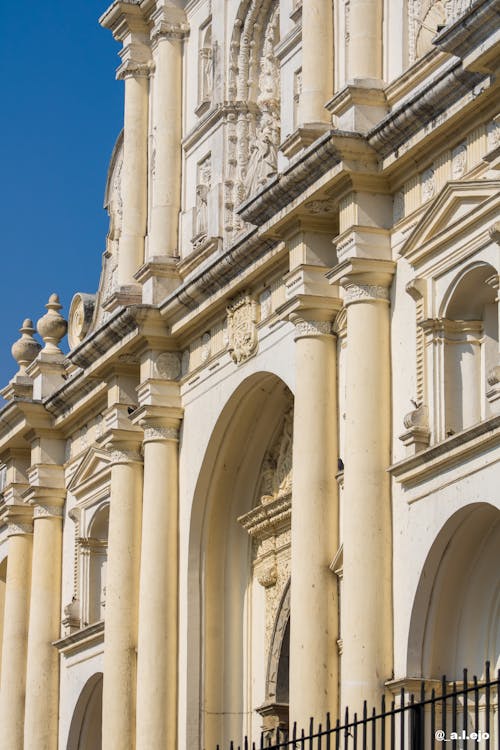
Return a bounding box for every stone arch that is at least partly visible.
[407,503,500,680]
[187,372,293,750]
[224,0,280,237]
[67,673,103,750]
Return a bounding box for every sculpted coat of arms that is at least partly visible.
[227,293,259,364]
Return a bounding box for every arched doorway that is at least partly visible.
[187,372,293,750]
[407,503,500,680]
[67,673,103,750]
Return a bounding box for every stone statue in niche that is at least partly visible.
[193,155,211,242]
[245,111,279,196]
[198,24,213,107]
[195,184,209,237]
[244,8,280,198]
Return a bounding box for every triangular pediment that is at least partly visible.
[67,445,111,497]
[400,180,500,266]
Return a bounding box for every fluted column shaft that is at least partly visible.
[301,0,333,125]
[341,274,393,712]
[136,420,180,750]
[118,64,150,286]
[24,501,64,750]
[0,521,33,750]
[348,0,382,79]
[148,26,184,258]
[102,443,143,750]
[289,313,339,732]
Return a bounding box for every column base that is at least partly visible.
[326,80,387,133]
[103,284,142,312]
[134,257,181,305]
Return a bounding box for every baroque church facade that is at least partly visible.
[0,0,499,748]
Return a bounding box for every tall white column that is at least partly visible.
[301,0,334,126]
[148,17,186,259]
[136,414,182,750]
[100,2,151,293]
[0,512,33,750]
[340,263,394,712]
[24,489,65,750]
[117,63,150,287]
[348,0,383,80]
[102,439,143,750]
[289,308,339,732]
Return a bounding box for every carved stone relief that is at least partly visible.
[224,0,280,240]
[193,154,212,244]
[227,293,259,363]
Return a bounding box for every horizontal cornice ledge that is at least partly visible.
[159,228,277,320]
[68,308,139,369]
[367,57,487,159]
[237,130,370,226]
[390,414,500,489]
[433,0,500,63]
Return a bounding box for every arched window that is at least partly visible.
[80,505,109,627]
[441,264,498,434]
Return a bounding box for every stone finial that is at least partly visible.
[11,318,41,374]
[36,293,68,353]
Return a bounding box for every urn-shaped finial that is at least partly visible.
[36,293,68,353]
[11,318,42,373]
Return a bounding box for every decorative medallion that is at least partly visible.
[226,293,259,364]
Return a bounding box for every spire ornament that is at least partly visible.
[37,294,68,353]
[11,318,41,374]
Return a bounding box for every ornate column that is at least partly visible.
[300,0,333,128]
[101,436,143,750]
[135,408,182,750]
[339,259,394,712]
[100,3,151,298]
[23,467,66,750]
[147,8,187,261]
[289,305,340,732]
[0,506,33,750]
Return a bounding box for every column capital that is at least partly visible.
[106,429,144,465]
[328,258,395,306]
[131,403,183,444]
[117,59,154,80]
[278,293,342,338]
[3,503,33,536]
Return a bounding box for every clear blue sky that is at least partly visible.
[0,2,123,392]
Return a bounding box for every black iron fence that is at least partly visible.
[219,663,499,750]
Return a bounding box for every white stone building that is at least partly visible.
[0,0,498,748]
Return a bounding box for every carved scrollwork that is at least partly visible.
[33,504,64,519]
[143,425,179,442]
[108,448,142,465]
[116,60,153,80]
[7,522,33,536]
[344,283,390,305]
[293,319,332,339]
